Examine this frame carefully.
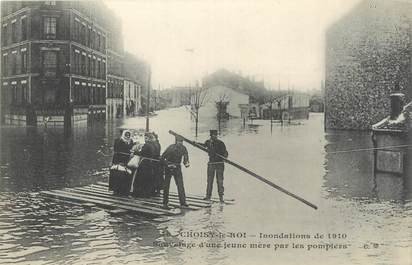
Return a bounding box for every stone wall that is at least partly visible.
[325,0,412,130]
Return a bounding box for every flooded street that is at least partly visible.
[0,107,411,265]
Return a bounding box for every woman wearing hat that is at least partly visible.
[109,129,134,196]
[132,132,156,197]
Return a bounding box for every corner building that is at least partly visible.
[1,1,128,126]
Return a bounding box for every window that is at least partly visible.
[11,52,17,75]
[21,83,27,104]
[45,1,56,6]
[44,17,56,39]
[76,53,80,74]
[91,58,95,77]
[97,33,101,51]
[21,50,27,73]
[12,85,17,103]
[43,51,57,77]
[102,62,106,79]
[73,51,78,74]
[2,54,8,76]
[21,17,27,40]
[101,36,106,51]
[91,30,95,49]
[16,52,21,74]
[2,24,7,46]
[11,21,17,43]
[97,60,101,79]
[81,54,86,75]
[81,24,86,44]
[87,27,91,47]
[73,20,79,41]
[87,56,91,76]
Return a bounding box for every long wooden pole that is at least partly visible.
[169,130,318,210]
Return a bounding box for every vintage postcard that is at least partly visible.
[0,0,411,264]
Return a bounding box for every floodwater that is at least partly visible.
[0,107,411,265]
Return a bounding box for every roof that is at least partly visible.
[372,101,411,132]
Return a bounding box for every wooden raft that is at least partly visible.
[40,182,234,218]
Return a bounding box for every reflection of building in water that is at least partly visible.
[323,129,412,202]
[0,122,112,192]
[325,0,412,130]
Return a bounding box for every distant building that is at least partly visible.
[158,87,192,108]
[260,93,310,120]
[325,0,412,130]
[122,52,150,116]
[195,85,249,120]
[203,69,266,104]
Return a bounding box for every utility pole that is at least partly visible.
[145,67,151,132]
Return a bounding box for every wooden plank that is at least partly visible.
[96,181,235,202]
[109,209,128,216]
[40,191,164,217]
[91,185,211,208]
[63,188,181,216]
[75,186,202,211]
[89,185,209,209]
[74,186,172,209]
[93,183,214,206]
[67,187,184,213]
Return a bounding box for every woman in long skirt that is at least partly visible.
[132,132,156,197]
[109,130,134,195]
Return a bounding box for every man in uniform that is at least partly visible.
[199,130,228,202]
[161,135,190,209]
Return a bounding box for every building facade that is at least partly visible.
[122,52,150,116]
[325,0,412,130]
[1,1,109,126]
[195,85,249,120]
[105,12,124,119]
[1,1,148,126]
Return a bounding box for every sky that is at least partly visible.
[105,0,362,91]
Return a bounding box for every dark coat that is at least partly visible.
[110,138,134,195]
[133,142,156,197]
[204,139,228,162]
[112,138,134,165]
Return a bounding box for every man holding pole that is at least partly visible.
[199,130,228,202]
[168,130,318,209]
[161,135,190,209]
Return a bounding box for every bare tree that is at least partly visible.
[215,93,230,133]
[265,92,288,124]
[185,86,209,137]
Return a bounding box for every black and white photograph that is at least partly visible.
[0,0,411,264]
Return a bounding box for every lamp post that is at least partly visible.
[145,67,151,132]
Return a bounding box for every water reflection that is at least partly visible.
[324,130,412,203]
[0,121,115,192]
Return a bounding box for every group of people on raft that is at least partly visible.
[109,129,228,209]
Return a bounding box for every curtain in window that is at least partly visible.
[44,17,56,39]
[43,51,57,77]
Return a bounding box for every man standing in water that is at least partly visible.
[161,135,190,209]
[199,130,228,202]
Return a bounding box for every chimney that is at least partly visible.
[389,93,405,119]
